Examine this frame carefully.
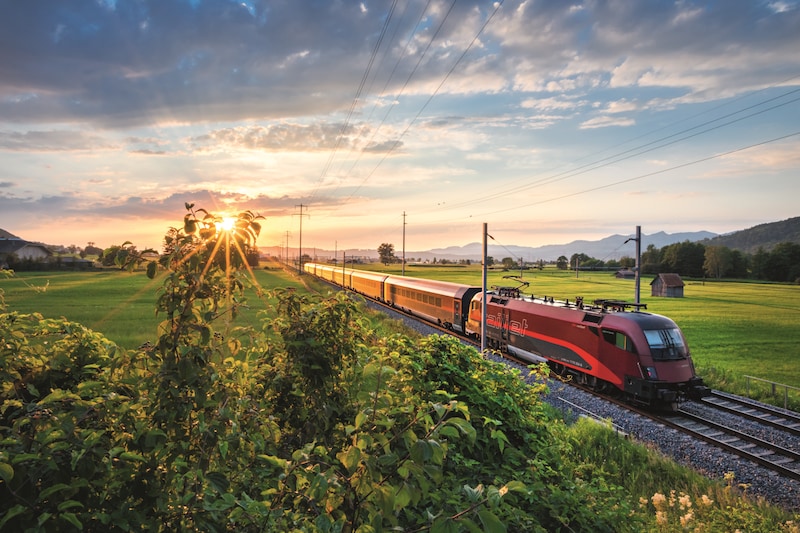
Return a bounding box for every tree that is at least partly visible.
[377,243,395,265]
[704,245,732,279]
[641,244,662,274]
[763,242,800,282]
[501,257,517,269]
[556,255,569,270]
[662,241,705,277]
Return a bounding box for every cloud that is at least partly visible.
[188,123,369,152]
[579,115,636,129]
[0,130,116,151]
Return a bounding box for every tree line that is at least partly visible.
[558,241,800,282]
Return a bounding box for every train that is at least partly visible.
[303,262,709,410]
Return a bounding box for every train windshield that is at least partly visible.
[643,328,688,360]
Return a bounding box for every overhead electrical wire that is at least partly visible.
[463,130,800,220]
[336,0,505,206]
[435,86,800,213]
[310,0,399,200]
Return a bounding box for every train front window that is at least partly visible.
[644,328,688,360]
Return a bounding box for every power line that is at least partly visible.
[465,130,800,220]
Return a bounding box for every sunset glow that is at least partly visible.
[0,1,797,256]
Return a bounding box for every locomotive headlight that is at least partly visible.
[645,366,658,380]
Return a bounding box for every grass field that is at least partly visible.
[2,262,799,402]
[0,263,306,350]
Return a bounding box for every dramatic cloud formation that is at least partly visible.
[0,0,798,254]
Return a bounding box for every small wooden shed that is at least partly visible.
[615,269,636,279]
[650,273,685,298]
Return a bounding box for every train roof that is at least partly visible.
[480,288,678,328]
[348,269,390,281]
[385,275,480,298]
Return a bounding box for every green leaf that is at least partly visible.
[0,504,26,529]
[206,471,230,493]
[218,440,228,459]
[60,512,83,529]
[57,500,84,512]
[119,452,146,462]
[39,483,73,500]
[478,509,507,533]
[0,462,13,483]
[337,446,361,473]
[504,480,527,493]
[431,517,460,533]
[354,411,367,429]
[257,455,287,469]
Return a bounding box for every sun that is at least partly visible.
[219,216,236,232]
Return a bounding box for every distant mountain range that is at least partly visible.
[423,230,717,262]
[283,216,800,263]
[4,216,798,263]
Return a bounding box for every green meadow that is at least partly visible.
[0,264,306,350]
[2,262,799,403]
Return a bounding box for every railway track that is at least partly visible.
[663,409,800,481]
[699,390,800,437]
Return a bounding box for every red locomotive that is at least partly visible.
[303,263,709,410]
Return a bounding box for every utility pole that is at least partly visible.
[402,211,407,276]
[294,204,309,273]
[625,226,642,305]
[481,223,488,355]
[284,231,291,267]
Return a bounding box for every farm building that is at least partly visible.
[615,269,636,279]
[650,273,685,298]
[0,232,53,268]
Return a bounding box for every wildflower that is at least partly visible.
[680,511,694,527]
[639,497,648,508]
[723,471,736,486]
[678,493,692,510]
[651,492,666,510]
[655,511,667,525]
[699,494,714,507]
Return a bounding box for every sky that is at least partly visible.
[1,0,799,257]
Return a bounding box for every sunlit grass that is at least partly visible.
[0,263,304,349]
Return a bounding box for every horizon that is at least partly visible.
[1,1,798,252]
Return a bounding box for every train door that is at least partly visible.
[500,310,511,349]
[453,300,460,329]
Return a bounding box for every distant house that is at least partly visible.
[0,234,53,267]
[650,273,685,298]
[615,269,636,279]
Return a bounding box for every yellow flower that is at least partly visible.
[651,492,666,510]
[699,494,714,507]
[723,471,736,485]
[679,493,692,510]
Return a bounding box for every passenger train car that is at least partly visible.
[303,262,708,410]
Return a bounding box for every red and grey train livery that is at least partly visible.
[303,262,709,410]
